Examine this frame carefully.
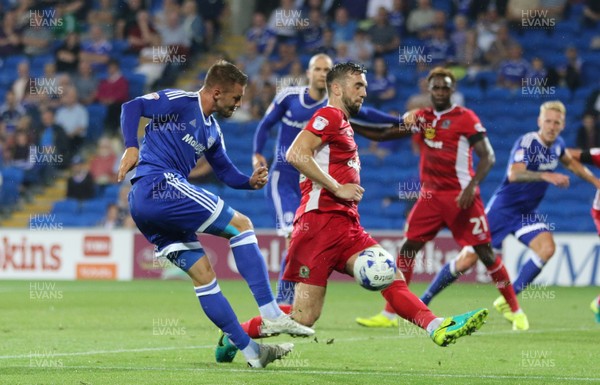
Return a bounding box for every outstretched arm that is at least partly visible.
[561,151,600,189]
[252,96,288,169]
[206,142,267,190]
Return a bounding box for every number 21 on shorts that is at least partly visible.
[470,215,488,235]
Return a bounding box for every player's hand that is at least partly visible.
[334,183,365,202]
[456,183,477,209]
[541,172,569,188]
[250,166,268,189]
[252,153,267,170]
[117,147,139,182]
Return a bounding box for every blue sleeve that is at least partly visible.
[205,138,252,190]
[351,106,401,128]
[120,89,185,148]
[253,94,288,154]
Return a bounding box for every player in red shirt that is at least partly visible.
[566,148,600,323]
[215,63,488,363]
[353,67,527,330]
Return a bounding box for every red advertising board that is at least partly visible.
[133,230,487,283]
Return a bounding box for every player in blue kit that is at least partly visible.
[252,54,399,305]
[116,60,314,368]
[417,101,600,329]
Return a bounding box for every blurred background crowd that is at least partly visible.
[1,0,600,231]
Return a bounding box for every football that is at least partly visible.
[353,246,397,291]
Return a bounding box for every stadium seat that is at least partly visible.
[125,73,146,98]
[86,103,108,143]
[51,199,81,214]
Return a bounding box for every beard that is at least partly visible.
[342,95,361,116]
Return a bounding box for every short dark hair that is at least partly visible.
[326,62,366,93]
[204,60,248,89]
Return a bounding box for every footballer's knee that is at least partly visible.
[186,256,216,287]
[535,240,555,261]
[455,247,478,272]
[227,211,255,235]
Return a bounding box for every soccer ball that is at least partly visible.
[353,246,397,291]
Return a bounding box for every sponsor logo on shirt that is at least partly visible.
[424,126,436,139]
[182,133,206,155]
[347,157,361,171]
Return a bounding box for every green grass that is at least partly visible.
[1,280,599,385]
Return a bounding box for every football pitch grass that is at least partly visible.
[2,280,599,385]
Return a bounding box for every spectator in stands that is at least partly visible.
[317,28,336,57]
[251,82,277,120]
[87,0,116,39]
[80,25,112,73]
[252,62,278,94]
[367,0,394,19]
[0,90,26,135]
[528,57,549,82]
[267,0,300,44]
[135,35,168,90]
[246,12,276,57]
[366,57,396,108]
[154,0,181,29]
[9,125,33,170]
[279,60,307,88]
[196,0,227,49]
[115,0,145,40]
[37,107,71,170]
[425,25,455,66]
[476,8,503,54]
[182,0,204,54]
[14,0,35,30]
[95,59,129,135]
[0,11,22,57]
[101,203,122,229]
[347,29,374,68]
[21,10,52,57]
[450,14,469,61]
[236,41,265,79]
[584,0,600,27]
[576,113,600,150]
[586,87,600,117]
[11,61,30,104]
[338,0,368,20]
[332,7,357,44]
[497,44,530,90]
[90,137,117,187]
[157,9,191,57]
[406,77,432,110]
[556,46,582,91]
[55,32,81,74]
[484,23,516,68]
[300,9,325,54]
[271,42,297,75]
[460,29,483,67]
[55,86,88,154]
[406,0,436,37]
[125,10,158,55]
[368,7,401,56]
[389,0,406,37]
[334,41,352,64]
[66,155,96,201]
[73,60,98,105]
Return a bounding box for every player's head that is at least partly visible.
[307,54,333,92]
[203,60,248,117]
[326,62,367,116]
[537,100,566,145]
[426,67,455,111]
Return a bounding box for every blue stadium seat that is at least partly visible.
[126,73,146,98]
[52,199,80,214]
[86,103,107,142]
[0,167,24,208]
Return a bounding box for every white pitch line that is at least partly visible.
[0,326,595,360]
[6,365,600,382]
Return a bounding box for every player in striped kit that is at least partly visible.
[117,60,314,368]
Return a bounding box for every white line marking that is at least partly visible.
[7,365,600,382]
